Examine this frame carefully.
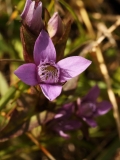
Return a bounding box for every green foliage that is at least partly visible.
[0,0,120,160]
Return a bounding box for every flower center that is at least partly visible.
[37,60,60,84]
[80,102,96,117]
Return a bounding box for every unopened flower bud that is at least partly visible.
[48,12,64,39]
[21,0,43,34]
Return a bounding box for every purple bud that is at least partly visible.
[21,0,43,34]
[48,12,64,39]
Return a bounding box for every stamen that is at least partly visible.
[37,60,60,84]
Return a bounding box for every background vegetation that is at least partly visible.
[0,0,120,159]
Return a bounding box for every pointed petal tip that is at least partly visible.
[96,101,112,115]
[48,12,63,38]
[14,63,38,86]
[34,30,56,65]
[21,0,32,18]
[82,85,100,102]
[59,130,70,138]
[48,12,59,22]
[30,2,43,32]
[85,59,92,67]
[58,56,92,82]
[83,117,97,127]
[38,1,42,6]
[40,84,62,101]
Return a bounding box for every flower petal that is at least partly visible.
[40,84,62,101]
[30,2,43,32]
[83,117,97,127]
[54,103,74,119]
[25,1,35,26]
[48,12,63,38]
[34,30,56,65]
[82,85,100,103]
[21,0,32,19]
[59,130,70,138]
[57,56,91,82]
[14,63,38,86]
[95,101,112,116]
[63,120,81,131]
[53,120,81,138]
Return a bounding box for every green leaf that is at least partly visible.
[96,138,120,160]
[0,115,9,132]
[0,81,29,111]
[0,72,9,96]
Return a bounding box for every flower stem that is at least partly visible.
[26,132,56,160]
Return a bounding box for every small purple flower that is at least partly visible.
[48,12,64,38]
[14,30,91,101]
[77,85,112,127]
[47,103,81,138]
[21,0,43,33]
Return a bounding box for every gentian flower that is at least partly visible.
[54,103,74,119]
[14,30,91,101]
[47,103,81,138]
[21,0,43,34]
[48,12,64,39]
[77,85,112,127]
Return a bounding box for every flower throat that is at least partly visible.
[37,61,60,84]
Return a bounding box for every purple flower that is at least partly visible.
[77,85,112,127]
[14,30,91,101]
[21,0,43,34]
[47,103,81,138]
[48,12,64,39]
[54,103,74,119]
